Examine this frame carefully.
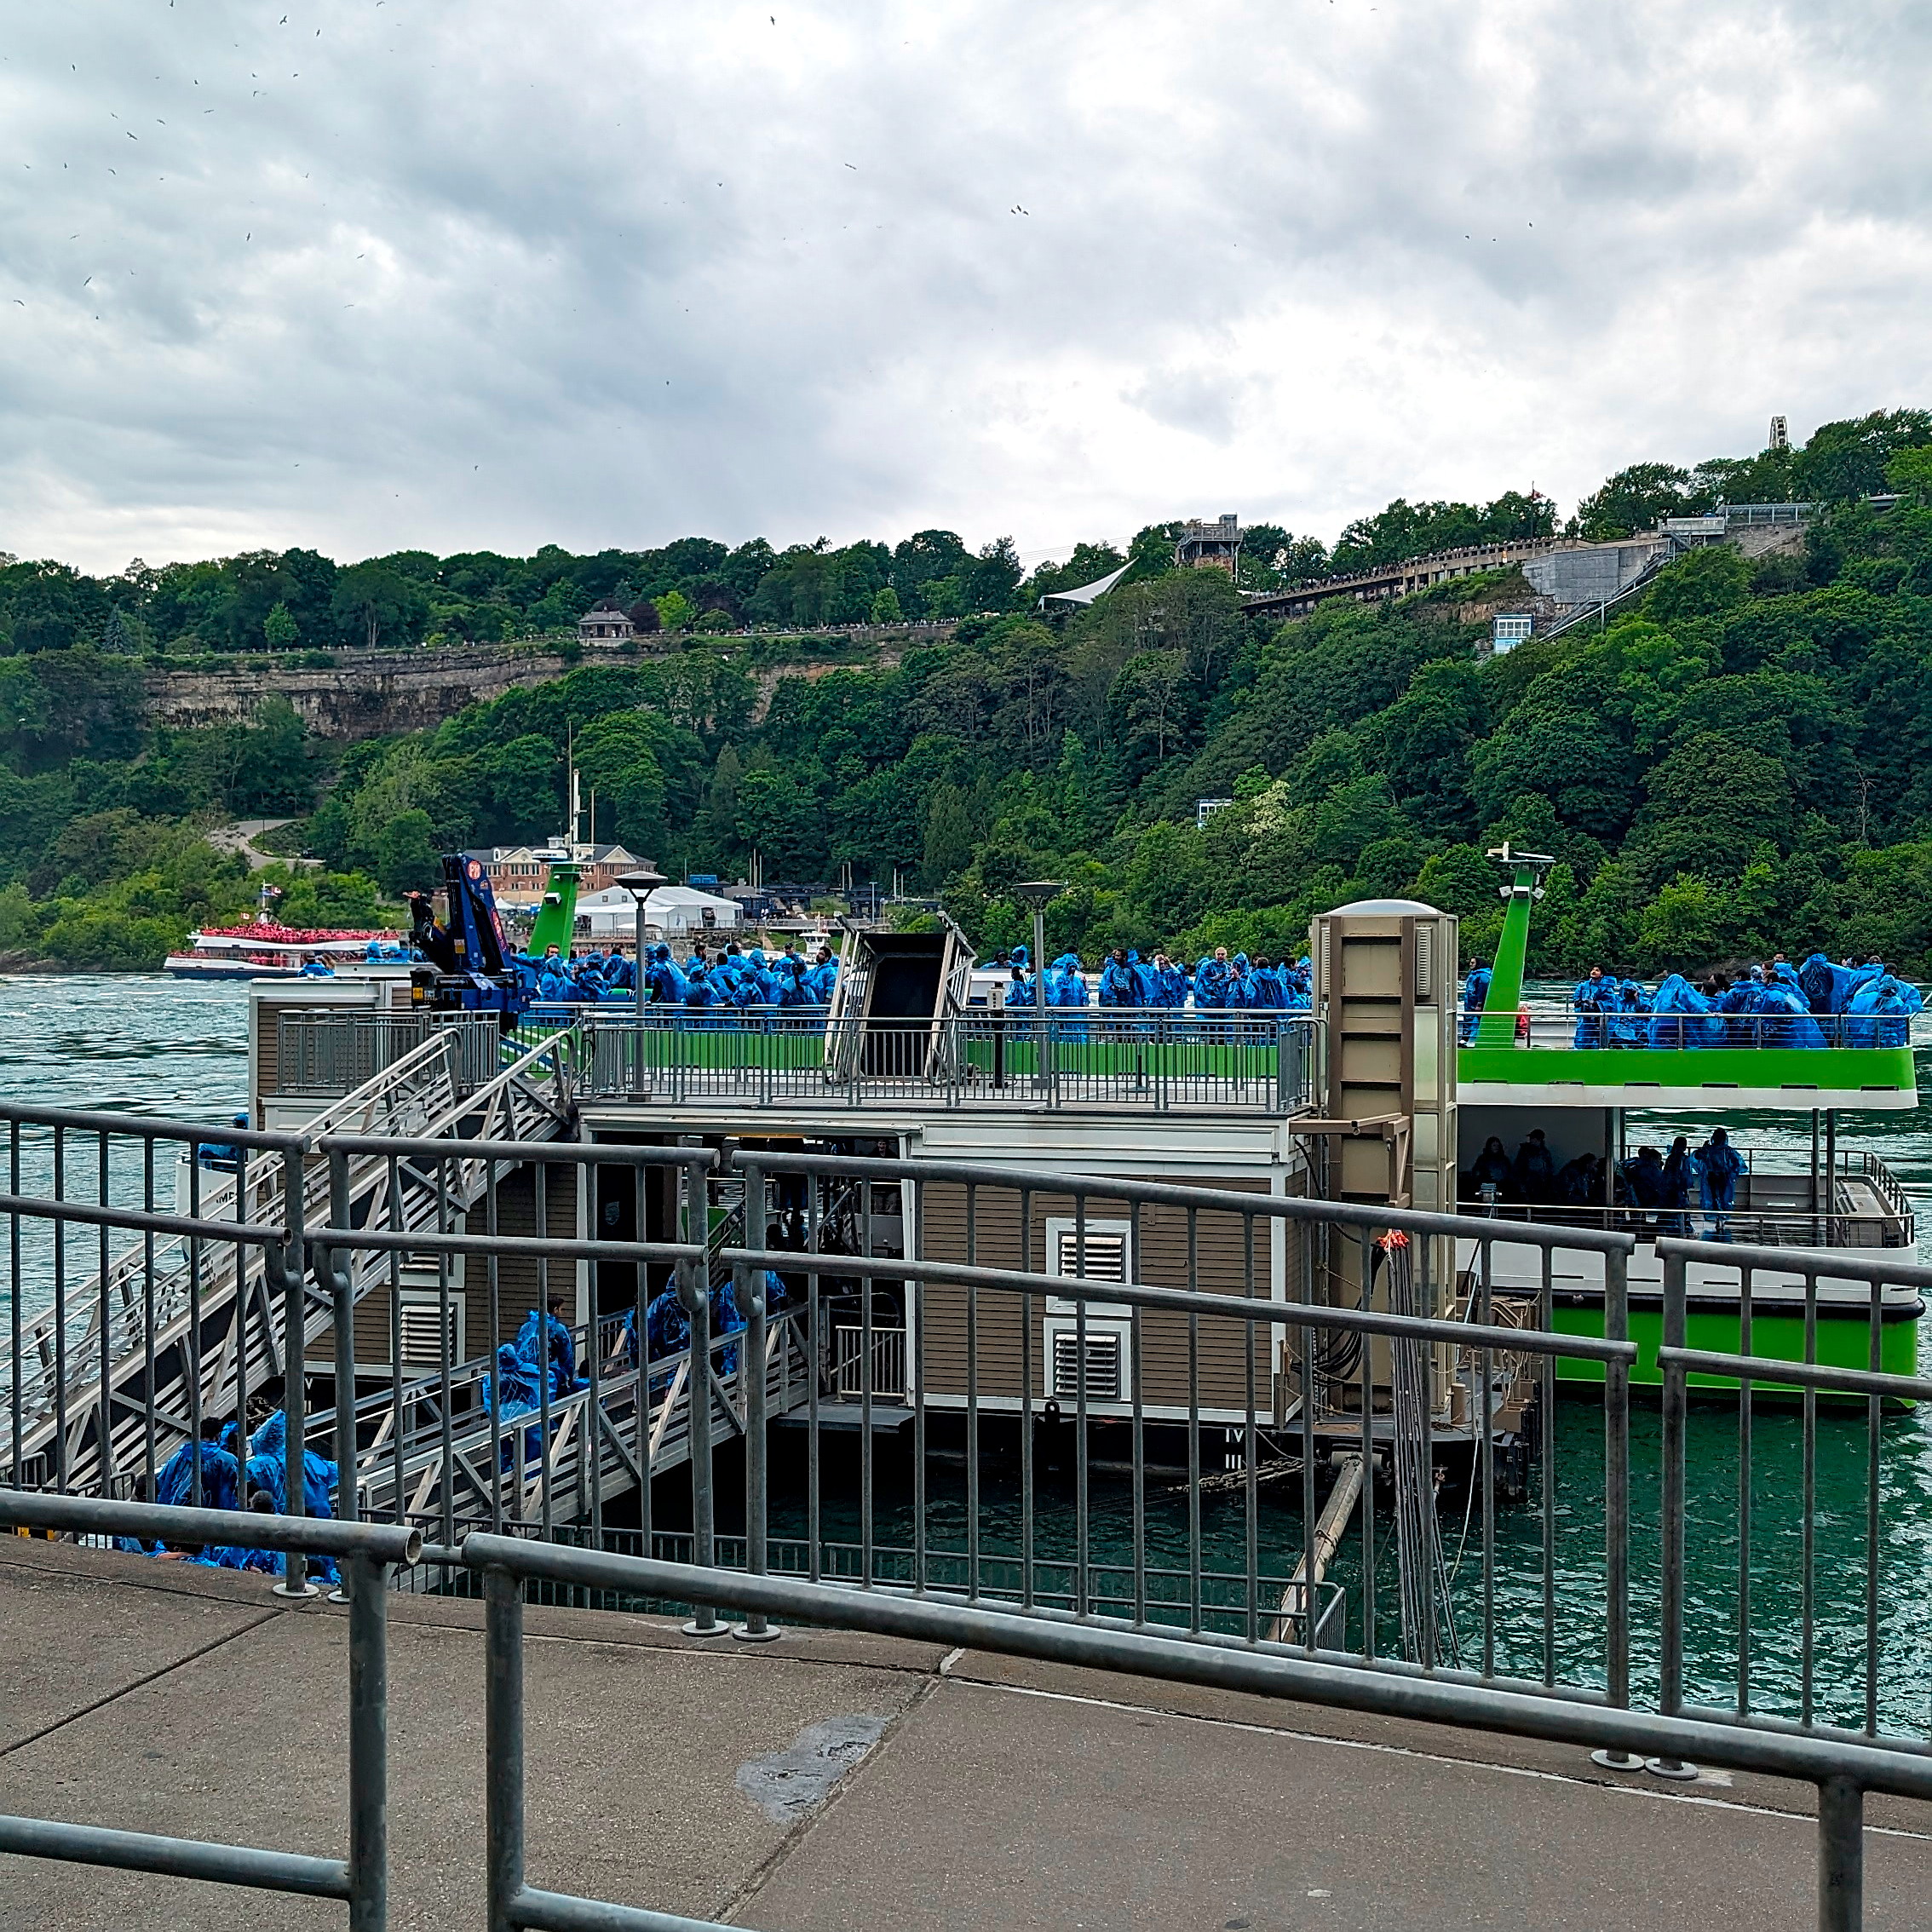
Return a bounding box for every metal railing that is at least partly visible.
[277,1012,504,1098]
[9,1105,1932,1923]
[565,1009,1321,1114]
[0,1490,417,1929]
[1466,1007,1918,1052]
[464,1535,1925,1932]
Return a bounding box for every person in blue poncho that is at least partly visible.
[1099,947,1141,1008]
[1461,959,1492,1044]
[516,1293,579,1397]
[1249,957,1287,1010]
[1193,947,1233,1010]
[1659,1135,1701,1236]
[481,1342,544,1469]
[1514,1129,1555,1204]
[1227,953,1257,1009]
[807,946,839,1004]
[1148,951,1188,1009]
[1698,1126,1746,1240]
[1572,967,1614,1048]
[645,943,688,1004]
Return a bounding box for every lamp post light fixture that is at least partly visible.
[616,868,668,1026]
[1009,879,1067,1088]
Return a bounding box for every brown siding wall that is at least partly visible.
[918,1176,1301,1411]
[309,1159,578,1372]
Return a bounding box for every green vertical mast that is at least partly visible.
[528,861,582,959]
[1475,842,1554,1046]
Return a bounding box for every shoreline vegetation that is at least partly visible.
[4,410,1932,976]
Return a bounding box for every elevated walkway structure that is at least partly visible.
[3,1029,572,1498]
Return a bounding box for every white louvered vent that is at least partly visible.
[1053,1225,1128,1282]
[1051,1330,1122,1401]
[397,1292,464,1367]
[1415,923,1434,1000]
[1045,1218,1133,1316]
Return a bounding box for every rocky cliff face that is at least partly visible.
[144,623,949,740]
[144,642,609,738]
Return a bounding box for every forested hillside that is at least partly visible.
[4,409,1932,975]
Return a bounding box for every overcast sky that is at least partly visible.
[2,2,1929,575]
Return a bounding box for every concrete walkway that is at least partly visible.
[2,1536,1929,1929]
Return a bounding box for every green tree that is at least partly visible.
[372,808,440,896]
[331,564,428,651]
[870,585,904,625]
[262,601,300,648]
[653,589,697,634]
[1572,463,1693,540]
[920,783,974,887]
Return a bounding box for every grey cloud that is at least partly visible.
[0,1,1929,573]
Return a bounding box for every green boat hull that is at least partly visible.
[1548,1298,1922,1391]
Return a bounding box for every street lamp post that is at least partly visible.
[617,868,668,1095]
[1009,880,1066,1091]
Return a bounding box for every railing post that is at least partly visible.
[485,1563,526,1932]
[1591,1239,1641,1771]
[345,1551,391,1932]
[328,1147,358,1527]
[1818,1775,1865,1932]
[734,1206,777,1642]
[679,1239,725,1637]
[1649,1245,1698,1780]
[275,1144,317,1600]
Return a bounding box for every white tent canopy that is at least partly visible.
[1038,560,1132,610]
[573,883,744,940]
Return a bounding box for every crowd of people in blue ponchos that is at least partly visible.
[115,1377,343,1578]
[1464,1123,1753,1237]
[516,940,842,1010]
[1460,953,1925,1049]
[981,944,1315,1010]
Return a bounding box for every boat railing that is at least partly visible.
[1457,1147,1917,1251]
[274,1010,503,1100]
[1463,1007,1916,1051]
[561,1009,1323,1116]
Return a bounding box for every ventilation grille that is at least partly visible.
[1051,1330,1122,1401]
[398,1294,463,1367]
[1415,923,1434,1000]
[1052,1226,1128,1282]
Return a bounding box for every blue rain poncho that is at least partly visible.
[1571,974,1617,1048]
[682,963,716,1009]
[645,946,685,1003]
[1846,974,1923,1048]
[807,957,839,1003]
[1227,954,1256,1009]
[1149,959,1189,1008]
[1660,1141,1702,1212]
[1622,1148,1666,1209]
[1045,954,1089,1006]
[1463,965,1492,1013]
[1647,975,1724,1048]
[1753,981,1826,1049]
[515,1307,579,1396]
[1098,955,1140,1007]
[1513,1133,1556,1202]
[1193,956,1233,1009]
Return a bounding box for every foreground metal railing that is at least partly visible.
[0,1491,417,1929]
[465,1535,1923,1932]
[9,1104,1932,1925]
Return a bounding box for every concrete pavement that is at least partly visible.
[1,1535,1928,1929]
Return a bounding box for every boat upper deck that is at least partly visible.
[1458,1007,1918,1112]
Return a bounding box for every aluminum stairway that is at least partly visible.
[7,1028,575,1495]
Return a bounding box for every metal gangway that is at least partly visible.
[3,1027,574,1498]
